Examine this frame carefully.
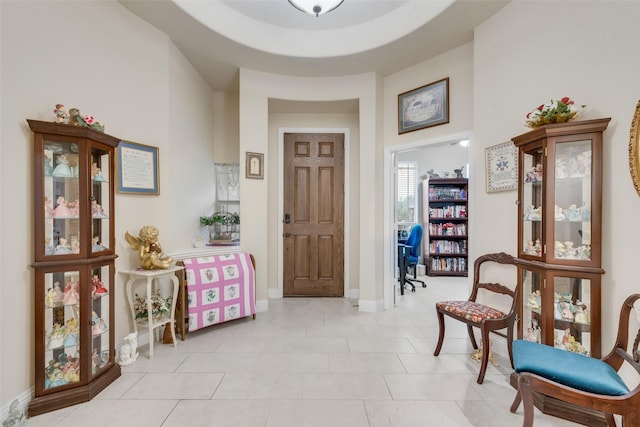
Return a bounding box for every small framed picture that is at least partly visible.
[246,152,264,179]
[398,77,449,134]
[485,141,518,193]
[117,140,159,195]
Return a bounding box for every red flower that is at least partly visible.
[560,97,570,104]
[537,104,545,111]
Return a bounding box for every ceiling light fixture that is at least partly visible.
[288,0,344,17]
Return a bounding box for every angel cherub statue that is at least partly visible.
[124,225,172,270]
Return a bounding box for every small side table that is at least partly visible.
[122,266,184,358]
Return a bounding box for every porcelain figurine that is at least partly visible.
[558,301,575,320]
[3,398,25,427]
[52,196,72,218]
[55,237,73,255]
[118,332,139,366]
[574,303,589,324]
[44,155,54,176]
[91,199,105,218]
[92,275,108,296]
[52,154,73,177]
[125,225,173,270]
[48,324,64,349]
[92,236,106,252]
[53,104,69,124]
[62,279,78,304]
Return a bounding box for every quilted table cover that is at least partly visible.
[182,253,255,332]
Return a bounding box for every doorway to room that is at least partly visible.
[385,133,472,309]
[282,132,345,296]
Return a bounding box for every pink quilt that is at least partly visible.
[182,253,255,332]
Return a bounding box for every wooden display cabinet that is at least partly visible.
[423,178,468,276]
[28,120,121,416]
[512,118,610,426]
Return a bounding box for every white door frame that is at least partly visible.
[275,128,351,299]
[383,131,473,310]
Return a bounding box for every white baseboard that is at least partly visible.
[347,288,359,300]
[268,288,282,299]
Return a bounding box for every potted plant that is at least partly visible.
[199,212,239,241]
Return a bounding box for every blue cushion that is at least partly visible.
[512,340,629,396]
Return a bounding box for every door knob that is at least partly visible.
[284,233,291,238]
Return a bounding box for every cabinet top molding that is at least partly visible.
[27,119,121,148]
[512,118,611,147]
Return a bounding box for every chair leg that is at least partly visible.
[510,388,522,413]
[467,325,478,350]
[518,375,535,427]
[433,309,445,356]
[476,327,491,384]
[604,413,615,427]
[507,325,515,368]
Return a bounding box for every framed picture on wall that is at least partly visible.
[485,141,518,193]
[116,140,159,195]
[398,77,449,134]
[246,152,264,179]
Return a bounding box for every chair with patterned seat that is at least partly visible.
[433,252,518,384]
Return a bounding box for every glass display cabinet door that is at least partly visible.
[43,269,81,390]
[521,268,542,344]
[43,140,82,258]
[90,145,111,254]
[520,145,544,259]
[90,262,112,376]
[552,138,593,263]
[551,274,593,356]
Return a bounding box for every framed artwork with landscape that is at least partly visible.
[398,77,449,134]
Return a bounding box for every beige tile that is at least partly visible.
[365,400,474,427]
[213,372,304,399]
[162,400,270,427]
[253,352,329,373]
[303,373,392,399]
[347,337,417,353]
[267,400,369,427]
[29,400,177,427]
[384,373,484,400]
[94,372,145,399]
[329,353,406,373]
[283,336,349,353]
[122,372,223,399]
[176,352,259,372]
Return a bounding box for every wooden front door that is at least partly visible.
[283,133,345,296]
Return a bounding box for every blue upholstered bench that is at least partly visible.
[510,294,640,427]
[513,340,629,396]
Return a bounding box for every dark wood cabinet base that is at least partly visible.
[28,364,120,417]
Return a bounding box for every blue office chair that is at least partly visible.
[398,224,426,293]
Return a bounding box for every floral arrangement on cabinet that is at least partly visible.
[525,97,585,128]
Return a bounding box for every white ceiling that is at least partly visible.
[119,0,509,92]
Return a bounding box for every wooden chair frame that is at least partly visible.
[433,252,518,384]
[511,293,640,427]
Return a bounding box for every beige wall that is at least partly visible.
[238,69,384,310]
[0,0,218,411]
[268,112,360,298]
[472,1,640,368]
[3,0,640,415]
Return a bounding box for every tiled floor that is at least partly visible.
[26,276,580,426]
